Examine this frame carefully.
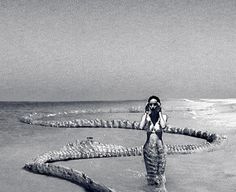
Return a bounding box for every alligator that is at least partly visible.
[21,113,226,192]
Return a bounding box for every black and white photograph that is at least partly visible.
[0,0,235,192]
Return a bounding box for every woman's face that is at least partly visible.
[149,98,160,111]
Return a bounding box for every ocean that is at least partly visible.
[0,98,235,192]
[1,98,235,140]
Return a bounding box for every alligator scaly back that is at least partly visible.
[21,113,226,191]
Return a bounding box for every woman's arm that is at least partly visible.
[159,112,168,129]
[139,113,147,129]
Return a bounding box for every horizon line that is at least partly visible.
[0,97,235,103]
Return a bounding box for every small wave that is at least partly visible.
[128,106,143,113]
[183,99,215,109]
[26,107,143,117]
[66,107,144,114]
[46,113,57,117]
[184,99,236,128]
[200,98,236,105]
[18,106,144,125]
[182,98,195,102]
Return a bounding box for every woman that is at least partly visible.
[140,96,168,191]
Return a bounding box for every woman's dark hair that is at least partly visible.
[147,95,161,104]
[146,95,161,125]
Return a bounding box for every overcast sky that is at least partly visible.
[0,0,235,101]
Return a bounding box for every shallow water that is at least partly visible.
[0,99,235,192]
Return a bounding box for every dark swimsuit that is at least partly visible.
[147,121,163,140]
[145,115,163,142]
